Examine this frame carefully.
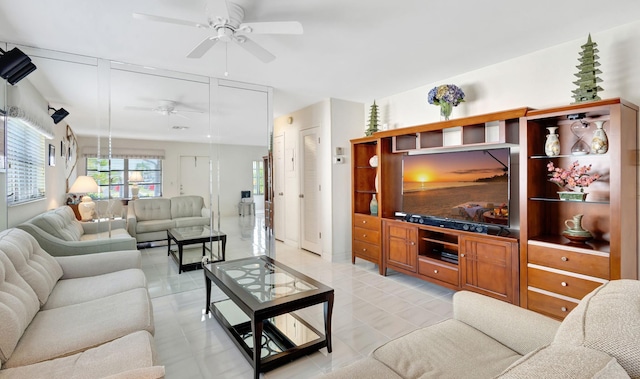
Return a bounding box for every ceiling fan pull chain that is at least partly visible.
[224,43,229,77]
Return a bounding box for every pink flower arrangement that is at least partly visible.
[547,161,600,191]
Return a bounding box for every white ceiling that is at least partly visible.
[2,0,640,145]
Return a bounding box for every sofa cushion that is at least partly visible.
[5,288,154,368]
[372,319,522,378]
[133,199,171,222]
[0,229,62,306]
[136,219,176,234]
[174,216,210,228]
[29,206,84,241]
[42,269,147,310]
[0,250,40,365]
[0,331,164,379]
[554,280,640,378]
[79,228,132,241]
[171,195,204,218]
[497,344,629,378]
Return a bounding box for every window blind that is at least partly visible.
[7,118,46,205]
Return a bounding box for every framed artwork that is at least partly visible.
[48,144,55,166]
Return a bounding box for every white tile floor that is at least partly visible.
[141,214,453,378]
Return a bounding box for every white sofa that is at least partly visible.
[17,206,136,256]
[127,195,211,243]
[0,228,163,378]
[323,280,640,378]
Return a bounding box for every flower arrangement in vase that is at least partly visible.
[427,84,465,120]
[547,161,600,201]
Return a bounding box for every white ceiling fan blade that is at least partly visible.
[235,37,275,63]
[187,37,220,58]
[240,21,303,35]
[133,13,208,29]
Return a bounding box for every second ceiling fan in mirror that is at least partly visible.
[133,0,303,63]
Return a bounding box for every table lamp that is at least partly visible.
[129,171,143,200]
[69,176,99,221]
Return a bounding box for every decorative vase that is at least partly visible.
[370,194,378,216]
[557,191,588,201]
[562,214,593,243]
[545,127,560,157]
[590,121,608,154]
[440,102,453,121]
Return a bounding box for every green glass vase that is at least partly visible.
[440,102,453,121]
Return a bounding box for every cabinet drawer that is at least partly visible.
[353,240,380,261]
[418,258,459,286]
[527,290,578,320]
[353,226,380,244]
[354,214,380,231]
[528,266,605,300]
[528,243,609,279]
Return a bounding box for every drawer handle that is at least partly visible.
[561,282,568,287]
[561,256,568,262]
[561,306,568,312]
[363,234,367,238]
[460,253,465,257]
[362,248,367,252]
[362,220,367,224]
[434,269,439,274]
[410,241,415,245]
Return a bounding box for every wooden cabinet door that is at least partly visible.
[460,235,518,304]
[385,222,417,272]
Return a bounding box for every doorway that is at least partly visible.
[300,127,321,255]
[179,156,211,207]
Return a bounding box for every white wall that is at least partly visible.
[76,136,267,217]
[370,21,640,128]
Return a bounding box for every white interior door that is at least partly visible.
[273,136,285,241]
[300,128,321,255]
[179,156,211,207]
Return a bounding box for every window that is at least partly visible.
[86,157,162,199]
[7,118,45,205]
[252,160,264,195]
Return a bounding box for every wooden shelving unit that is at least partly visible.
[351,109,527,303]
[519,98,638,319]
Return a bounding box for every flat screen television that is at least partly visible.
[402,148,511,228]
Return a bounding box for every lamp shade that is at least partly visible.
[129,171,143,183]
[69,176,99,194]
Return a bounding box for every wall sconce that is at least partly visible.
[48,105,69,124]
[0,47,37,85]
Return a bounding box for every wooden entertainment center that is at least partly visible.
[351,99,638,316]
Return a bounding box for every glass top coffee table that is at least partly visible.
[167,226,226,273]
[204,255,334,378]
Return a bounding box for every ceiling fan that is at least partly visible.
[125,100,203,119]
[133,0,303,63]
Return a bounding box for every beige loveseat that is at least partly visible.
[0,228,163,378]
[127,195,211,243]
[17,206,136,256]
[324,280,640,378]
